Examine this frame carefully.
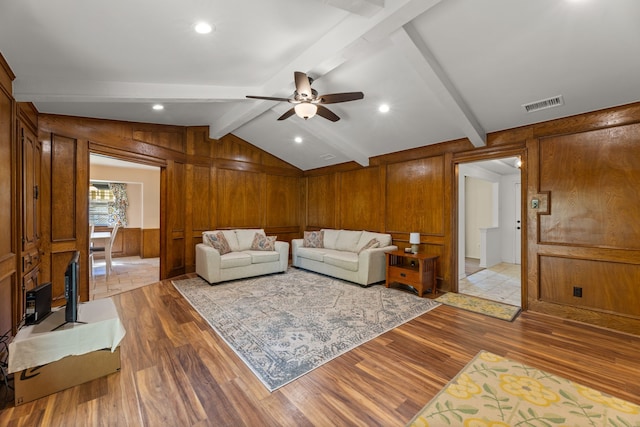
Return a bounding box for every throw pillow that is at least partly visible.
[303,230,324,248]
[358,238,380,254]
[250,233,277,251]
[204,231,232,255]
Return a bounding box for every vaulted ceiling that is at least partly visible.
[2,0,639,170]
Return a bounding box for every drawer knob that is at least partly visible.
[400,273,406,277]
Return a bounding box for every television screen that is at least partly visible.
[64,251,80,323]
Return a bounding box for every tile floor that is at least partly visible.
[458,262,521,307]
[90,256,160,300]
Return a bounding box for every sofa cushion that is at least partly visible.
[321,229,340,249]
[251,233,276,251]
[323,251,359,272]
[296,247,326,262]
[335,230,362,252]
[220,252,252,268]
[303,230,324,248]
[357,231,392,249]
[236,229,265,251]
[246,250,280,264]
[358,238,380,253]
[203,231,232,255]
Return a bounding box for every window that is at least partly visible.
[89,183,114,226]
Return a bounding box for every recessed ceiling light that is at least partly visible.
[294,136,303,144]
[152,104,164,111]
[378,104,390,113]
[194,22,212,34]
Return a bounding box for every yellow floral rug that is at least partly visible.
[435,292,521,321]
[407,351,640,427]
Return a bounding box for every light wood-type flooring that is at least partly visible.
[2,274,640,426]
[90,256,159,300]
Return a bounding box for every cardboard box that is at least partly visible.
[14,347,121,406]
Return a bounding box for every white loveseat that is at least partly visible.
[196,229,289,284]
[291,229,397,286]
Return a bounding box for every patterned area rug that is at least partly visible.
[407,350,640,426]
[172,268,440,391]
[435,292,521,321]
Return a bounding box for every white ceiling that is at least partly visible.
[2,0,639,171]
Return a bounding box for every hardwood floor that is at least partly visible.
[2,274,640,426]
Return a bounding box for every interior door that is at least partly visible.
[515,182,521,265]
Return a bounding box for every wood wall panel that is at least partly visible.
[339,167,382,231]
[0,82,13,257]
[132,125,186,153]
[191,165,213,232]
[266,175,299,228]
[386,156,445,235]
[306,174,336,229]
[216,168,262,228]
[0,275,13,335]
[540,255,640,318]
[0,64,15,334]
[218,134,298,170]
[142,228,160,258]
[50,134,77,241]
[539,125,640,249]
[166,161,186,276]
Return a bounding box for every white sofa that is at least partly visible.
[196,229,289,284]
[291,229,397,286]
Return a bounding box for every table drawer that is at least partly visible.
[388,266,420,284]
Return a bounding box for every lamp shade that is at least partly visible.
[294,102,317,119]
[409,233,420,244]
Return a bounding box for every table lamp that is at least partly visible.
[409,232,420,254]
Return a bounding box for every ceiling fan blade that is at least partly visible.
[316,105,340,122]
[246,95,291,102]
[294,71,313,98]
[318,92,364,104]
[277,108,296,121]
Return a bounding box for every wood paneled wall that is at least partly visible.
[303,152,454,291]
[301,104,640,333]
[36,118,303,306]
[525,116,640,332]
[0,53,16,335]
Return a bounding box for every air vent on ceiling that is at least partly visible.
[522,95,564,113]
[319,153,336,161]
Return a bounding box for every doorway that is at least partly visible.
[457,157,522,307]
[89,154,161,299]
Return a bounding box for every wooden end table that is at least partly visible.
[385,250,438,297]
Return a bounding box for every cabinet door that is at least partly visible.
[21,126,40,252]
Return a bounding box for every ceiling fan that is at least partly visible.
[246,71,364,122]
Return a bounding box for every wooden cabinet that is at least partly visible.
[0,54,16,335]
[385,250,438,297]
[16,104,41,327]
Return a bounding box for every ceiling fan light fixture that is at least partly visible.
[294,103,317,120]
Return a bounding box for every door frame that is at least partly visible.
[451,145,528,310]
[88,145,167,281]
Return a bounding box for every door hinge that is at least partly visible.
[34,185,39,200]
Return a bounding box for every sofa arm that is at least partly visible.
[291,239,304,267]
[274,241,290,272]
[357,245,399,285]
[195,243,222,284]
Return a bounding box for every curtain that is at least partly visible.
[108,183,129,226]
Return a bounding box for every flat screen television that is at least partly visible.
[65,251,80,323]
[52,251,83,330]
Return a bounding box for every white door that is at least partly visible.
[514,182,522,264]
